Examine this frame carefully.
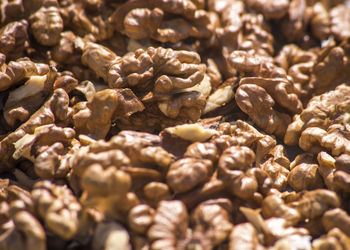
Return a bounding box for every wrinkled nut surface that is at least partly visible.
[1,1,350,249]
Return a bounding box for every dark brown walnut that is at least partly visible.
[148,200,189,250]
[330,5,350,41]
[0,20,28,60]
[285,84,350,147]
[29,0,63,46]
[281,0,307,42]
[31,181,81,240]
[246,0,289,19]
[0,210,46,250]
[309,41,350,95]
[80,164,139,221]
[0,57,49,92]
[274,44,317,100]
[313,228,350,250]
[73,88,144,139]
[128,204,155,235]
[166,157,213,194]
[0,88,72,169]
[322,208,350,237]
[288,153,324,191]
[190,198,233,248]
[112,0,215,43]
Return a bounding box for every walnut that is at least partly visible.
[0,211,46,250]
[274,44,317,100]
[260,145,290,191]
[330,5,350,41]
[31,181,81,240]
[112,0,215,43]
[217,146,271,201]
[229,223,263,250]
[148,200,189,250]
[0,19,28,59]
[235,83,291,138]
[285,84,350,147]
[166,158,213,194]
[309,43,350,95]
[165,124,218,142]
[288,153,324,191]
[29,0,63,46]
[73,88,144,139]
[281,0,307,42]
[246,0,289,19]
[313,228,350,250]
[190,198,233,248]
[262,193,301,226]
[322,208,350,237]
[3,69,57,127]
[0,88,72,168]
[92,221,132,250]
[184,142,218,163]
[80,164,139,221]
[0,0,24,24]
[128,204,155,235]
[81,43,207,126]
[0,57,49,92]
[50,31,81,65]
[62,0,114,41]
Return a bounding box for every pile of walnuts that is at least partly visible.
[0,0,350,249]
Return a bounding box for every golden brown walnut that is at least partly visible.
[81,43,207,124]
[92,221,132,250]
[322,208,350,237]
[235,83,291,138]
[0,20,28,60]
[31,181,81,240]
[128,204,155,235]
[312,228,350,250]
[260,145,290,190]
[29,0,63,46]
[51,31,81,65]
[330,5,350,41]
[0,211,46,250]
[184,142,218,163]
[166,158,213,194]
[218,146,272,201]
[288,154,324,191]
[291,189,340,220]
[0,88,72,169]
[190,198,233,248]
[309,2,331,40]
[246,0,289,19]
[285,84,350,146]
[309,43,350,95]
[274,44,317,100]
[143,182,172,206]
[262,193,301,226]
[229,223,263,250]
[80,164,139,221]
[73,88,144,139]
[112,0,215,43]
[0,57,49,92]
[148,200,189,250]
[62,1,114,41]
